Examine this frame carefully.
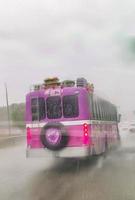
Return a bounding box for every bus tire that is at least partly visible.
[40,122,69,151]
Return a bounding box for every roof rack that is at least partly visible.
[29,77,94,93]
[76,77,88,87]
[86,83,94,93]
[30,84,44,92]
[62,80,75,87]
[44,77,61,88]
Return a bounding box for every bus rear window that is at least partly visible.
[46,96,62,119]
[31,97,46,121]
[63,95,79,118]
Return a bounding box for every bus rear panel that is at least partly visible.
[26,78,120,158]
[26,87,92,157]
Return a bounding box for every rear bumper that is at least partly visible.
[26,146,90,158]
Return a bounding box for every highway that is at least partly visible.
[0,131,135,200]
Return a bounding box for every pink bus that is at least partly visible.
[26,77,120,158]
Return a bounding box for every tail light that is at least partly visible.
[83,123,89,144]
[27,127,31,145]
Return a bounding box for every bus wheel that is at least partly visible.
[40,122,69,151]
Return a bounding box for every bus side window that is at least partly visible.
[108,103,111,121]
[111,105,116,121]
[101,100,105,121]
[92,98,95,120]
[111,105,114,121]
[105,102,108,121]
[98,99,103,120]
[95,97,102,120]
[97,98,101,120]
[89,94,94,119]
[103,101,107,121]
[93,96,98,120]
[95,97,100,120]
[106,102,109,121]
[114,107,117,121]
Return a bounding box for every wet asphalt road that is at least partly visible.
[0,131,135,200]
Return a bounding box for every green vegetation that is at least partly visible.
[127,37,135,54]
[0,103,25,128]
[0,106,8,121]
[10,103,25,128]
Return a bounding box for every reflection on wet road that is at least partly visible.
[0,132,135,200]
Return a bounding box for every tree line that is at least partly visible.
[0,103,25,128]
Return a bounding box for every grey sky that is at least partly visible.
[0,0,135,111]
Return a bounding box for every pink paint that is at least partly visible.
[25,80,120,157]
[46,128,61,145]
[27,124,91,148]
[26,127,31,146]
